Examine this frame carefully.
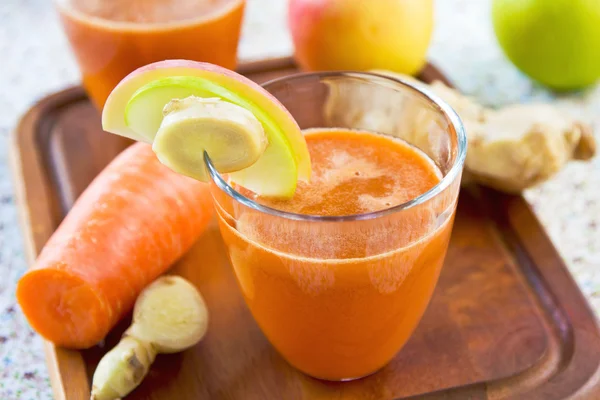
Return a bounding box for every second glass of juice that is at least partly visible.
[55,0,245,108]
[209,72,466,381]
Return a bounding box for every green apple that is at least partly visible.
[492,0,600,90]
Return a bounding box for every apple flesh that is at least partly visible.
[493,0,600,90]
[102,60,311,197]
[288,0,433,75]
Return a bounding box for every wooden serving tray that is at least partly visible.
[11,58,600,400]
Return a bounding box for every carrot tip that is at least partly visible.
[17,268,109,349]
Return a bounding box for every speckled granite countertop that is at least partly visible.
[1,0,598,398]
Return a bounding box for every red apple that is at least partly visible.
[289,0,434,75]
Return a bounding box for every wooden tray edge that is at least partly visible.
[10,91,92,399]
[491,189,600,398]
[459,186,600,399]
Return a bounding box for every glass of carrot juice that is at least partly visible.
[55,0,245,108]
[208,72,467,381]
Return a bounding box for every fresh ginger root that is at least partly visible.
[324,70,596,193]
[91,276,208,400]
[425,80,596,192]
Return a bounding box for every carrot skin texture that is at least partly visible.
[17,142,213,349]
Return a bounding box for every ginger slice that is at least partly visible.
[152,96,267,182]
[323,70,596,193]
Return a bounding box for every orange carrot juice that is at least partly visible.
[56,0,244,107]
[214,128,456,380]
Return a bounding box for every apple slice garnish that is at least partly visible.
[102,60,311,198]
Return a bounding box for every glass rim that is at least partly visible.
[205,70,467,222]
[54,0,243,31]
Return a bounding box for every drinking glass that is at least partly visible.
[55,0,245,108]
[207,72,467,381]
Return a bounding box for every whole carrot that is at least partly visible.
[17,142,213,349]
